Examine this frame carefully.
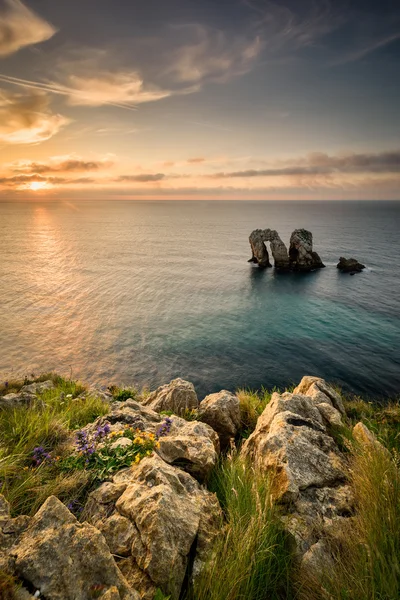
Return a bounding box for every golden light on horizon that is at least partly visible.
[29,181,48,191]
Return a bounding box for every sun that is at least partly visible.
[29,181,47,191]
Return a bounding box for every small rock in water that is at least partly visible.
[337,257,365,273]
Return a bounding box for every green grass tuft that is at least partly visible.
[190,452,294,600]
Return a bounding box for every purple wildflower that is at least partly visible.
[4,381,8,388]
[93,423,111,441]
[32,446,53,466]
[75,430,95,457]
[156,417,173,438]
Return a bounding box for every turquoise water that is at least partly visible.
[0,200,399,398]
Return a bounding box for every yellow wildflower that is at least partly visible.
[135,455,140,464]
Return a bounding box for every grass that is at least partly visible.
[236,386,290,438]
[0,569,18,600]
[298,440,400,600]
[0,374,110,516]
[109,386,138,403]
[190,452,294,600]
[343,395,400,452]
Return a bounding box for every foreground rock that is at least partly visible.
[337,257,365,273]
[242,376,352,569]
[289,229,325,271]
[249,228,324,271]
[13,496,138,600]
[91,398,219,482]
[141,378,199,416]
[84,455,222,599]
[198,390,241,449]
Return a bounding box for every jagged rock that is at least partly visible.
[110,437,134,451]
[352,422,389,455]
[118,559,156,600]
[21,380,55,394]
[293,376,346,415]
[115,454,222,599]
[156,420,219,481]
[242,392,345,501]
[13,496,139,600]
[0,495,31,572]
[141,378,199,416]
[249,229,290,270]
[89,399,218,482]
[198,390,241,448]
[0,391,36,409]
[337,257,365,273]
[241,381,352,569]
[100,514,136,557]
[289,229,325,271]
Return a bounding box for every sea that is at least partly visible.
[1,200,399,399]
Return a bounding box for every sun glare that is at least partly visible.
[30,181,47,191]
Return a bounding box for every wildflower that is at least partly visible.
[93,423,111,441]
[156,417,173,438]
[135,455,140,463]
[75,430,95,457]
[32,446,53,466]
[4,381,8,388]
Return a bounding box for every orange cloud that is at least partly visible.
[0,0,57,57]
[0,89,70,144]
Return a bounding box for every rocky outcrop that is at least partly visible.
[249,228,324,271]
[156,419,219,481]
[198,390,241,449]
[337,257,365,273]
[84,455,222,600]
[141,378,199,416]
[12,496,138,600]
[242,377,352,568]
[89,398,219,482]
[289,229,325,271]
[249,229,290,270]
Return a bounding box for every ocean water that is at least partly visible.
[0,200,399,399]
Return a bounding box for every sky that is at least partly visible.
[0,0,399,200]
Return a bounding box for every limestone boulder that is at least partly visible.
[242,394,345,501]
[156,419,219,481]
[115,454,222,599]
[141,378,199,416]
[241,380,352,572]
[294,376,346,415]
[13,496,139,600]
[198,390,241,448]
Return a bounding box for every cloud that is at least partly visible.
[0,0,57,57]
[0,173,95,188]
[12,157,113,174]
[0,88,70,144]
[117,173,165,182]
[211,150,400,178]
[187,157,206,164]
[166,25,263,84]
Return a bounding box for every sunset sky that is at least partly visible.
[0,0,399,200]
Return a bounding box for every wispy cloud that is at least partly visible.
[0,88,70,144]
[0,0,57,57]
[211,150,400,178]
[166,24,263,84]
[117,173,165,182]
[11,156,113,174]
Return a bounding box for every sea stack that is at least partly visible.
[289,229,325,271]
[249,228,324,272]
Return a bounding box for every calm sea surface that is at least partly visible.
[1,201,399,398]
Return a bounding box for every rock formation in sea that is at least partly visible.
[289,229,325,271]
[248,229,290,270]
[249,228,325,271]
[337,257,366,273]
